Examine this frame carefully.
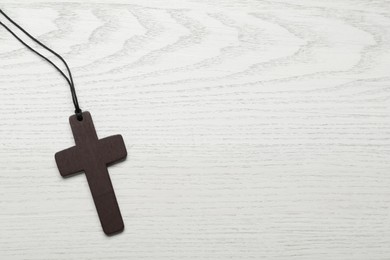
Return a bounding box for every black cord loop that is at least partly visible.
[0,9,83,120]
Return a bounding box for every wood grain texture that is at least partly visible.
[0,0,390,259]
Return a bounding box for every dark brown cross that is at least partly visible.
[55,111,127,235]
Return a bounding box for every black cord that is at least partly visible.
[0,9,83,120]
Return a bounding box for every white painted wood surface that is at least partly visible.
[0,0,390,259]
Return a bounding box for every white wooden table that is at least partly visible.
[1,1,390,259]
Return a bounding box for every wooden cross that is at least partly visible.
[55,111,127,235]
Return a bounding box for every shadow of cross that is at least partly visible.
[55,111,127,235]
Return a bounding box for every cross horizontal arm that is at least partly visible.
[98,135,127,165]
[55,146,83,177]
